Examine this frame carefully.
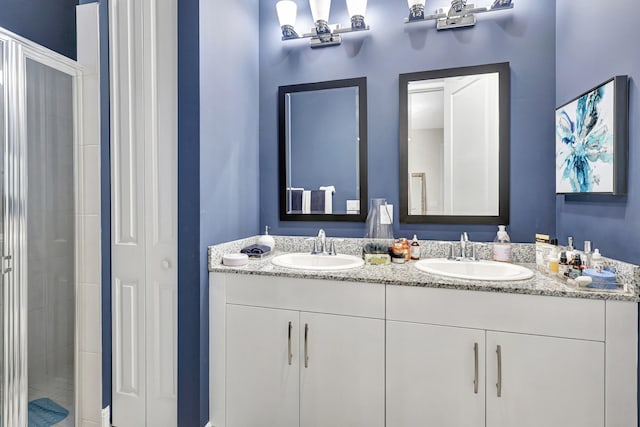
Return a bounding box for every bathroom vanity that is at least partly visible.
[208,237,638,427]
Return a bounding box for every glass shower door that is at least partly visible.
[0,31,82,427]
[0,39,5,427]
[24,53,77,427]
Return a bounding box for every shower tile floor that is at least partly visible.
[29,375,74,427]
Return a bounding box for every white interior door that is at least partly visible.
[486,331,604,427]
[226,305,300,427]
[386,321,485,427]
[110,0,177,425]
[299,312,384,427]
[443,74,499,215]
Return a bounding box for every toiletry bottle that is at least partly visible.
[548,246,559,274]
[400,238,410,261]
[583,241,592,269]
[410,235,420,260]
[591,249,604,272]
[567,236,574,251]
[559,251,568,278]
[571,254,583,277]
[257,226,275,250]
[493,225,512,262]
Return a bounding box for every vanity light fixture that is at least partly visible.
[276,0,370,48]
[405,0,513,30]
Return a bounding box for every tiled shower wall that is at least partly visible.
[76,4,102,426]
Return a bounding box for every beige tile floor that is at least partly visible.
[29,374,74,427]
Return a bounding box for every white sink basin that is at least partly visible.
[415,258,534,281]
[271,252,364,271]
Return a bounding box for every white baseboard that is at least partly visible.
[101,406,111,427]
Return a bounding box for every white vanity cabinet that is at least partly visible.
[212,271,637,427]
[226,304,300,427]
[386,321,486,427]
[299,311,384,427]
[387,285,634,427]
[211,273,386,427]
[485,331,604,427]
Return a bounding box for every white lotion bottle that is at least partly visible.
[492,225,512,262]
[591,248,604,272]
[257,226,275,250]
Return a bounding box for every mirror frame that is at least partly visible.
[278,77,368,222]
[399,62,510,224]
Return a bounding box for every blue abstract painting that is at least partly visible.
[556,79,615,193]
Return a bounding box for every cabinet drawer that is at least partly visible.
[221,273,385,319]
[387,285,604,341]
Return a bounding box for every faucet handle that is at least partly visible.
[328,240,336,255]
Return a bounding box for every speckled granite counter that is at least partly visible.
[208,235,640,302]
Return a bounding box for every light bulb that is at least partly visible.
[309,0,331,23]
[276,0,297,27]
[346,0,367,18]
[407,0,426,7]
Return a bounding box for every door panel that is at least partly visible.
[444,74,499,215]
[110,0,177,425]
[226,304,299,427]
[486,331,604,427]
[387,321,485,427]
[300,312,384,427]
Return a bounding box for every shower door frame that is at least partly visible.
[0,28,85,427]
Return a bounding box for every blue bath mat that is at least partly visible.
[28,398,69,427]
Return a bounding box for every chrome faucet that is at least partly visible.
[318,229,326,254]
[311,229,328,255]
[310,229,337,256]
[459,232,476,261]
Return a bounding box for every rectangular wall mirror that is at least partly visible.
[279,77,368,222]
[399,62,510,224]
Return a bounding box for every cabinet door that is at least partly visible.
[486,331,604,427]
[299,312,385,427]
[386,321,486,427]
[226,304,300,427]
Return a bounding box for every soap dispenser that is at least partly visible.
[257,226,275,250]
[492,225,512,262]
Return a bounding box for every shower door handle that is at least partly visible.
[3,254,12,273]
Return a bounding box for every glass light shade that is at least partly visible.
[276,0,298,27]
[346,0,367,17]
[407,0,426,7]
[309,0,331,23]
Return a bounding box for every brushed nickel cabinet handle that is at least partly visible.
[473,342,479,394]
[304,323,309,368]
[287,321,293,366]
[496,345,502,397]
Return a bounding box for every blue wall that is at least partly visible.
[259,0,557,243]
[556,0,640,264]
[198,0,260,425]
[0,0,78,59]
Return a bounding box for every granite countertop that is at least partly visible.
[208,236,640,302]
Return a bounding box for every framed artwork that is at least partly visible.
[555,76,628,195]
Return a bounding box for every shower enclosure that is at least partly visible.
[0,28,83,427]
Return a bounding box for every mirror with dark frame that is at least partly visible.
[279,77,368,222]
[399,62,510,224]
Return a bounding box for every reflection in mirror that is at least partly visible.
[400,62,510,224]
[279,77,368,221]
[409,172,427,215]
